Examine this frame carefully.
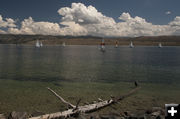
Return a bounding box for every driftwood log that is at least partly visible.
[0,114,6,119]
[29,85,140,119]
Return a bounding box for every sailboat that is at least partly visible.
[100,39,105,52]
[62,42,66,47]
[35,40,40,48]
[158,43,162,48]
[115,41,118,48]
[40,42,43,47]
[129,41,134,48]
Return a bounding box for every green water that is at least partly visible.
[0,45,180,115]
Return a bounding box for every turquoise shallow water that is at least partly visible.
[0,45,180,84]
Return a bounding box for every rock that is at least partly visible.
[126,116,139,119]
[146,107,163,114]
[155,116,161,119]
[8,111,28,119]
[144,114,153,119]
[138,117,145,119]
[151,111,161,116]
[124,111,131,116]
[90,116,95,119]
[100,116,111,119]
[145,110,152,114]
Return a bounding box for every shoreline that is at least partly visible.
[0,34,180,46]
[0,79,179,116]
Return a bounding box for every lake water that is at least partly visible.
[0,45,180,84]
[0,45,180,114]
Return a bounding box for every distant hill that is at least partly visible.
[0,34,180,46]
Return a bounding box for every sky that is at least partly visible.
[0,0,180,37]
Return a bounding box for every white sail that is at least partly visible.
[115,41,118,48]
[36,40,40,48]
[159,43,162,48]
[62,42,66,47]
[100,39,105,51]
[101,45,105,50]
[40,42,43,47]
[130,41,134,48]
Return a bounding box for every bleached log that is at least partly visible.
[47,87,75,108]
[29,87,140,119]
[0,114,6,119]
[98,98,103,102]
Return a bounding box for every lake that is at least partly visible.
[0,45,180,114]
[0,45,180,83]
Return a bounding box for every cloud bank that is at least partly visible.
[1,3,180,37]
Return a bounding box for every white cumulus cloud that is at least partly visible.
[1,3,180,37]
[8,16,87,36]
[0,15,16,28]
[58,3,114,25]
[117,12,172,36]
[169,16,180,26]
[0,29,6,34]
[60,21,87,36]
[58,3,117,36]
[8,17,61,35]
[57,4,176,37]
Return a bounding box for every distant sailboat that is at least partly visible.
[35,40,40,48]
[100,39,105,52]
[129,41,134,48]
[36,40,43,48]
[40,42,43,47]
[62,42,66,47]
[115,41,118,48]
[158,43,162,48]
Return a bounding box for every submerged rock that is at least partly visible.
[8,111,28,119]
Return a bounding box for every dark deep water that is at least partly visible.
[0,45,180,84]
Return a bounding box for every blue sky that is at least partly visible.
[0,0,180,36]
[1,0,179,24]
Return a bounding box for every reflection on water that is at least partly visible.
[0,45,180,84]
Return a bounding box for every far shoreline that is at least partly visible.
[0,34,180,46]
